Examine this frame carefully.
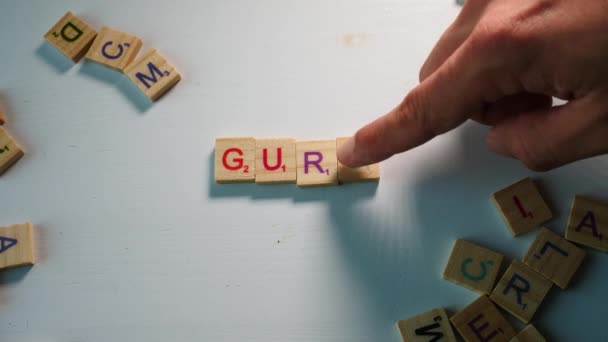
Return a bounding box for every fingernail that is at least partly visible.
[487,129,511,157]
[337,137,359,166]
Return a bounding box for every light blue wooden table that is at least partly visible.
[1,0,607,340]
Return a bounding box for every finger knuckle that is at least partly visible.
[470,18,529,54]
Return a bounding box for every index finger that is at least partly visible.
[337,41,493,167]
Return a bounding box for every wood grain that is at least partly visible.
[509,325,546,342]
[85,26,142,72]
[397,307,457,342]
[125,49,181,101]
[0,126,24,176]
[0,222,35,270]
[492,178,553,236]
[44,11,98,62]
[255,138,297,184]
[443,239,504,295]
[565,195,608,252]
[295,140,338,187]
[215,137,256,183]
[524,228,585,289]
[451,295,516,342]
[490,260,552,323]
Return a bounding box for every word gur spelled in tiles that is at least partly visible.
[214,137,380,187]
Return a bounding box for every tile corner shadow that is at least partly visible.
[0,264,34,286]
[117,77,153,113]
[78,60,123,85]
[35,41,74,74]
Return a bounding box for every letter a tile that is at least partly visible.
[489,260,552,323]
[451,295,516,342]
[493,178,553,236]
[125,49,182,101]
[296,140,338,187]
[0,222,35,270]
[523,228,585,289]
[255,138,296,184]
[565,195,608,252]
[215,137,255,183]
[0,126,24,176]
[44,11,98,62]
[443,239,504,295]
[397,307,457,342]
[85,26,142,72]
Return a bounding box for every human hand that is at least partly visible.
[337,0,608,171]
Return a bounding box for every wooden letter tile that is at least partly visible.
[492,178,553,236]
[296,140,338,187]
[336,137,380,184]
[489,260,552,323]
[0,126,24,176]
[85,26,142,72]
[443,239,504,295]
[565,195,608,252]
[509,325,546,342]
[255,138,296,184]
[523,227,585,289]
[215,137,255,183]
[125,49,181,101]
[0,223,35,270]
[44,11,98,62]
[397,307,458,342]
[451,295,516,342]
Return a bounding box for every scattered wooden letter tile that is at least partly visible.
[397,307,457,342]
[0,126,24,176]
[565,195,608,252]
[523,227,585,289]
[0,222,35,270]
[492,178,553,236]
[254,138,296,184]
[85,26,142,72]
[489,260,553,323]
[451,295,516,342]
[509,325,546,342]
[336,137,380,184]
[125,49,181,101]
[296,140,338,187]
[443,239,504,295]
[215,137,255,183]
[43,11,98,62]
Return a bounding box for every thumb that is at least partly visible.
[487,94,608,171]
